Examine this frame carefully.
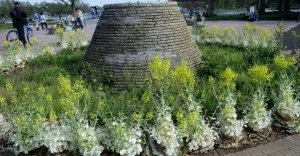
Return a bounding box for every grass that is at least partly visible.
[1,47,85,86]
[0,23,13,31]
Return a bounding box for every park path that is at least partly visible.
[0,18,299,156]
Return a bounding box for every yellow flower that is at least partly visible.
[6,83,13,92]
[171,60,195,89]
[31,37,38,44]
[220,68,238,89]
[259,28,271,41]
[132,113,141,121]
[223,107,232,114]
[208,76,215,84]
[248,65,274,82]
[274,54,296,69]
[176,111,184,120]
[67,32,75,38]
[188,111,199,125]
[55,27,64,35]
[146,112,154,120]
[90,113,97,119]
[3,41,10,47]
[38,86,45,95]
[211,25,220,33]
[0,97,6,103]
[23,87,30,94]
[13,117,21,126]
[168,95,174,102]
[49,111,57,121]
[12,39,20,45]
[42,42,48,47]
[218,94,225,101]
[179,118,188,129]
[46,94,53,102]
[221,68,238,82]
[98,101,105,109]
[149,54,171,81]
[142,90,150,103]
[76,29,83,34]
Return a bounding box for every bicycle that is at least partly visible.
[6,24,34,44]
[71,19,86,31]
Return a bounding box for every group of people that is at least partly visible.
[245,3,258,21]
[90,6,99,19]
[9,1,84,47]
[33,11,48,30]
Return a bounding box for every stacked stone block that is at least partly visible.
[84,2,202,89]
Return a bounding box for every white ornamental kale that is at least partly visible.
[108,121,143,156]
[151,106,182,156]
[180,94,217,152]
[76,123,104,156]
[187,119,217,151]
[0,114,12,137]
[277,81,300,120]
[8,114,43,155]
[42,121,75,154]
[246,90,271,132]
[219,92,244,140]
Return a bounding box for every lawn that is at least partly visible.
[0,22,299,156]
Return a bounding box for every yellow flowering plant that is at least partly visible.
[248,65,274,87]
[219,67,238,90]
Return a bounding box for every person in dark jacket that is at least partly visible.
[9,1,27,47]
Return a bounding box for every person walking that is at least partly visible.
[9,1,28,47]
[33,12,39,30]
[90,7,95,19]
[39,12,48,30]
[75,7,83,29]
[249,3,255,21]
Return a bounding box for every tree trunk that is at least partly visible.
[278,0,283,13]
[258,0,265,15]
[206,0,214,16]
[284,0,291,12]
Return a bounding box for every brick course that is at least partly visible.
[83,2,202,89]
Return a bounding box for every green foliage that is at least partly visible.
[0,23,13,31]
[24,67,68,85]
[198,45,244,77]
[26,48,84,76]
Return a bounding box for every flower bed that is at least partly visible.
[0,21,299,156]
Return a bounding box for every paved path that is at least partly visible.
[0,19,299,156]
[224,134,300,156]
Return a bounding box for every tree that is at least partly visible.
[55,0,84,16]
[257,0,265,15]
[207,0,214,16]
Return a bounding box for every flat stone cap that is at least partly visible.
[103,2,178,9]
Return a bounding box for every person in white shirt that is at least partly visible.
[249,3,255,20]
[75,7,83,29]
[39,12,48,30]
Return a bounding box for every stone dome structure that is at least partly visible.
[83,2,202,89]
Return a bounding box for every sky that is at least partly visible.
[26,0,165,7]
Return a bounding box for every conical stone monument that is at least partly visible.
[83,2,202,89]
